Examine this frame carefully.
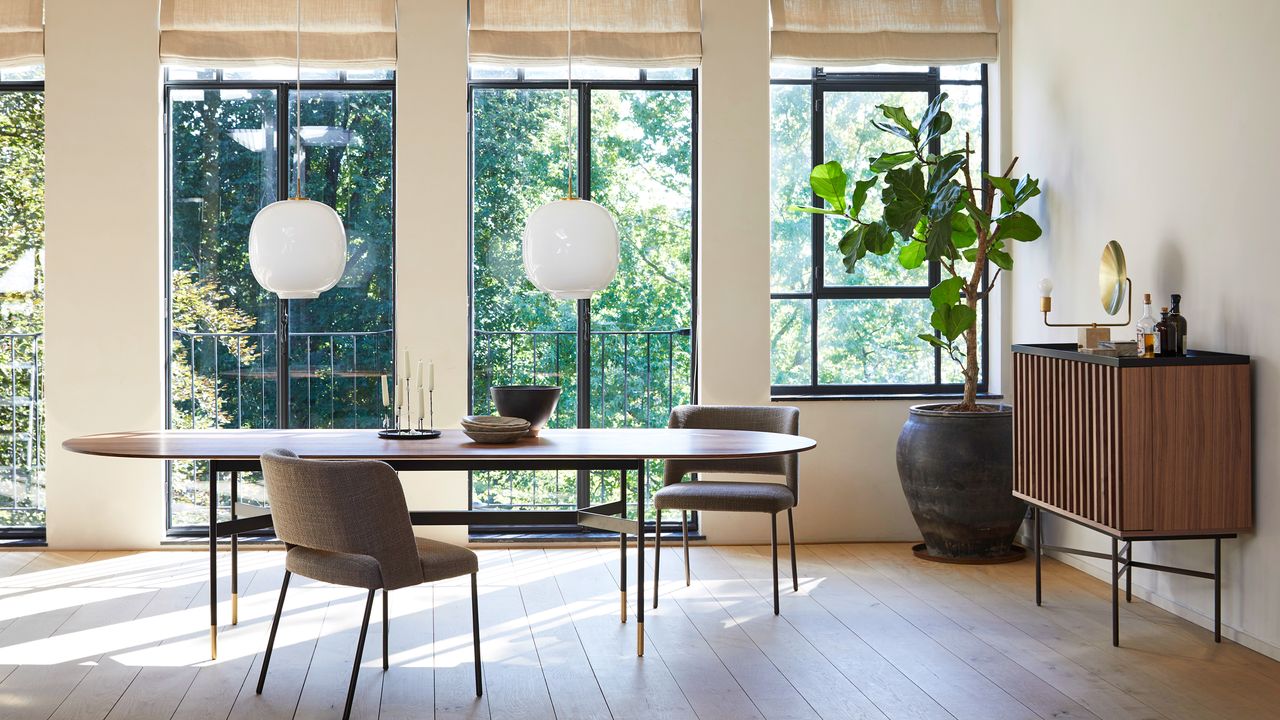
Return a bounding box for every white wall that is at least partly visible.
[1007,0,1280,657]
[44,0,164,548]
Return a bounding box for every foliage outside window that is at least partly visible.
[469,67,695,527]
[0,66,44,534]
[770,64,989,397]
[165,67,394,530]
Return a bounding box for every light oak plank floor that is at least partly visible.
[0,544,1275,720]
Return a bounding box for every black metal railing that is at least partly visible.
[471,327,693,514]
[168,328,394,528]
[0,332,43,530]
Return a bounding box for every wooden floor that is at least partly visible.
[0,544,1277,720]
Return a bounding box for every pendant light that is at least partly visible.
[522,0,620,300]
[248,0,348,299]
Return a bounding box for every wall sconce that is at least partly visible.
[1039,241,1133,349]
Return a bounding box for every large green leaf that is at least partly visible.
[963,194,991,231]
[928,151,967,196]
[810,161,848,213]
[929,277,965,308]
[877,104,919,144]
[899,241,927,269]
[863,221,894,255]
[951,212,978,248]
[988,246,1014,270]
[992,211,1042,242]
[921,110,953,148]
[882,166,927,237]
[869,151,916,173]
[918,333,950,350]
[930,303,977,341]
[985,173,1018,215]
[918,93,947,141]
[849,177,878,217]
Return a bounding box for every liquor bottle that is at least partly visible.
[1169,293,1188,356]
[1135,293,1157,358]
[1155,307,1174,357]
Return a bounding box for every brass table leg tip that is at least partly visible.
[231,593,238,625]
[620,591,627,623]
[637,622,644,656]
[210,626,218,660]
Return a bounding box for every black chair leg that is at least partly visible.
[343,590,377,720]
[382,589,389,671]
[681,511,691,586]
[653,510,662,609]
[787,508,798,592]
[256,570,291,694]
[471,573,483,697]
[771,512,780,615]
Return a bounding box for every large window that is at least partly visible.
[165,67,395,530]
[0,65,44,536]
[770,64,989,396]
[469,66,696,530]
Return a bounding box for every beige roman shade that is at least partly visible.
[160,0,397,68]
[770,0,998,65]
[0,0,41,67]
[469,0,702,68]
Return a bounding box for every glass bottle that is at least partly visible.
[1135,293,1157,358]
[1155,307,1173,357]
[1169,293,1188,356]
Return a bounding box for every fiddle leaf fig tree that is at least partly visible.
[792,93,1042,411]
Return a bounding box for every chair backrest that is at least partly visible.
[663,405,801,503]
[261,448,424,591]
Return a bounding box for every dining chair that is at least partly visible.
[652,405,801,615]
[257,448,482,719]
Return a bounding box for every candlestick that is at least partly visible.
[403,378,411,430]
[417,386,424,430]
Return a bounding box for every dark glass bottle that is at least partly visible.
[1169,293,1188,356]
[1155,307,1174,357]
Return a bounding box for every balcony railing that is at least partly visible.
[0,332,43,530]
[167,326,692,526]
[471,327,693,514]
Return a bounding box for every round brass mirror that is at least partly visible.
[1099,241,1128,315]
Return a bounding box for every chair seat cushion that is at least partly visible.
[286,537,478,589]
[653,481,796,513]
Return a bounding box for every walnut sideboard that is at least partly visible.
[1011,343,1252,645]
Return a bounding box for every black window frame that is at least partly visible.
[466,67,700,536]
[162,67,396,536]
[0,69,45,542]
[770,65,991,399]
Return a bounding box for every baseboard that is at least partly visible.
[1047,550,1280,662]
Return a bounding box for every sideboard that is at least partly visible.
[1011,343,1251,645]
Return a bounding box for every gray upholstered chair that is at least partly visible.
[257,449,482,719]
[653,405,801,615]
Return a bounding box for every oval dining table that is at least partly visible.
[64,427,817,659]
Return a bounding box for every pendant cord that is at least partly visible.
[295,0,304,199]
[566,0,574,199]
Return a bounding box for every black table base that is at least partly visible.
[1031,506,1232,647]
[208,457,649,661]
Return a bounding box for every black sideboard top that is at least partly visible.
[1012,343,1250,368]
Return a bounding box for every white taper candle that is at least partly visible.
[428,361,435,392]
[380,374,389,407]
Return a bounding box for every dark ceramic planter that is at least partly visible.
[896,403,1026,562]
[490,385,562,436]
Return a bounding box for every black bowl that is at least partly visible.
[490,385,562,436]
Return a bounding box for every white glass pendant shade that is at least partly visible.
[522,198,620,300]
[248,198,348,299]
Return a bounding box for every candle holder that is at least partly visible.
[378,378,441,439]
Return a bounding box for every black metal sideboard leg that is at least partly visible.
[619,469,628,624]
[1214,538,1222,643]
[208,461,219,660]
[636,461,645,657]
[1111,537,1120,647]
[1124,540,1132,603]
[230,470,239,625]
[1033,507,1042,606]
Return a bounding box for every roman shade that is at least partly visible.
[160,0,397,68]
[469,0,702,68]
[770,0,999,65]
[0,0,41,67]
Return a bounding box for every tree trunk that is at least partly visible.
[961,292,980,409]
